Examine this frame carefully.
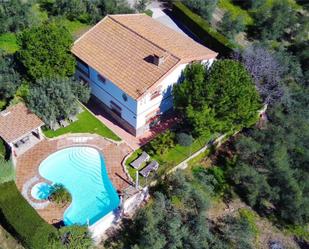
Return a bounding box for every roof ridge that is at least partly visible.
[108,15,181,61]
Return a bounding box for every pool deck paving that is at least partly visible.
[15,134,132,224]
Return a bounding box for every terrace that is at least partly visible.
[15,134,132,224]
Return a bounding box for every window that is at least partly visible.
[76,58,89,77]
[150,86,162,100]
[146,109,161,125]
[122,93,128,102]
[110,101,122,117]
[97,74,106,84]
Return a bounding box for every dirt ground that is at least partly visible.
[0,225,24,249]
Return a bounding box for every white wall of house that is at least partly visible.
[135,58,215,130]
[76,58,215,133]
[76,62,138,128]
[135,63,187,129]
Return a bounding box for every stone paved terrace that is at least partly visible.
[87,98,180,150]
[15,135,132,224]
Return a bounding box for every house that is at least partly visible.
[0,103,44,157]
[72,14,218,137]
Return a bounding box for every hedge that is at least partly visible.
[172,2,239,56]
[0,138,5,158]
[0,181,57,249]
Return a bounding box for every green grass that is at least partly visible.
[0,181,56,249]
[60,19,91,39]
[0,33,19,54]
[125,134,216,185]
[286,225,309,241]
[0,159,14,184]
[43,107,120,141]
[31,3,48,23]
[0,138,6,158]
[187,149,211,168]
[144,9,153,17]
[218,0,253,25]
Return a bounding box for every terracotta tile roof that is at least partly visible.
[72,14,218,99]
[0,103,44,144]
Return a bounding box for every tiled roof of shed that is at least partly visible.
[0,103,44,144]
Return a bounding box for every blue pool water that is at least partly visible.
[31,182,52,200]
[39,147,120,226]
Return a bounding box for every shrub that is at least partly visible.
[176,132,193,146]
[172,2,237,55]
[49,184,72,205]
[219,12,246,40]
[57,226,93,249]
[0,138,6,158]
[0,181,57,249]
[193,166,229,196]
[239,208,259,238]
[144,9,153,16]
[0,158,14,184]
[146,130,175,155]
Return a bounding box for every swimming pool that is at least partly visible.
[39,147,120,226]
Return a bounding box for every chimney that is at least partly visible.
[153,54,165,66]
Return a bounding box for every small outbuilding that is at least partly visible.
[0,103,44,157]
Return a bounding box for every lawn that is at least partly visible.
[60,19,91,40]
[43,107,120,141]
[0,159,15,184]
[125,134,216,186]
[218,0,253,25]
[0,33,19,54]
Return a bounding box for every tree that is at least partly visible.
[182,0,218,21]
[134,0,149,12]
[0,52,21,109]
[173,60,261,136]
[186,104,217,137]
[51,0,101,24]
[17,22,76,80]
[219,12,246,40]
[27,77,90,126]
[173,63,207,113]
[49,0,134,24]
[246,0,266,9]
[225,84,309,225]
[253,0,297,40]
[0,0,37,34]
[105,171,221,249]
[234,45,284,104]
[206,60,261,132]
